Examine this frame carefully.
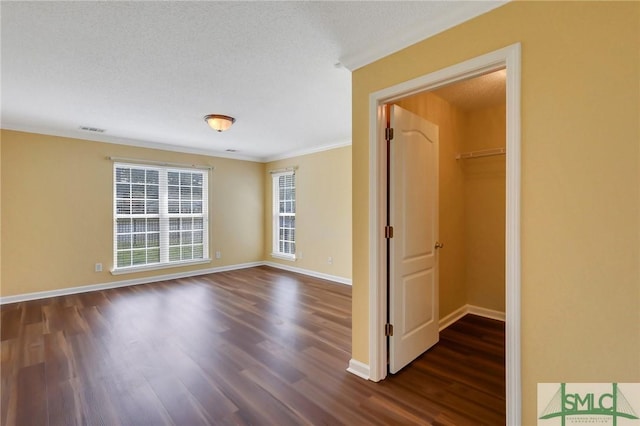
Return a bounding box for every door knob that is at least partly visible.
[434,241,444,249]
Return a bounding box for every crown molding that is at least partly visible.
[262,139,352,163]
[339,1,507,71]
[2,123,349,163]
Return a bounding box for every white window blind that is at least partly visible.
[113,163,209,272]
[272,171,296,259]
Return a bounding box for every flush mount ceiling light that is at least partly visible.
[204,114,235,132]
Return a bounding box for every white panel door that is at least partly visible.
[389,105,440,374]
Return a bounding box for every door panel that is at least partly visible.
[389,105,439,374]
[402,270,434,333]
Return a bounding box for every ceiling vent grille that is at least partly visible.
[79,126,106,133]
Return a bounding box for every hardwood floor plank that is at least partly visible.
[194,354,305,425]
[1,266,505,425]
[224,333,305,384]
[42,305,89,336]
[366,393,434,425]
[46,378,84,426]
[44,331,74,384]
[78,377,124,426]
[147,375,212,426]
[15,363,47,426]
[1,340,18,426]
[99,369,174,426]
[172,361,240,422]
[22,301,46,326]
[293,378,374,425]
[241,366,343,425]
[0,307,21,342]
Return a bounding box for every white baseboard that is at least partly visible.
[439,304,505,331]
[263,262,352,286]
[346,358,370,380]
[439,305,469,331]
[467,304,506,322]
[0,261,263,305]
[0,261,353,305]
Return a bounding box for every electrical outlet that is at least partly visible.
[297,251,303,259]
[327,256,333,265]
[215,251,221,259]
[95,263,103,272]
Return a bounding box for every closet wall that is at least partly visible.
[462,103,506,313]
[395,91,506,319]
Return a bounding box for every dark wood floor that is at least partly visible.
[1,266,505,425]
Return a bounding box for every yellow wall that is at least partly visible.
[264,146,352,280]
[1,130,264,297]
[395,93,467,319]
[463,103,506,312]
[1,130,352,298]
[352,2,639,423]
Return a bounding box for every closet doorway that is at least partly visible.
[365,44,522,424]
[387,69,507,373]
[431,70,507,328]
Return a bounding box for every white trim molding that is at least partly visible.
[110,258,212,276]
[468,305,506,322]
[1,123,262,163]
[346,359,370,380]
[270,253,297,262]
[0,261,352,305]
[439,304,506,332]
[2,124,351,164]
[263,139,352,163]
[264,261,352,286]
[366,43,521,425]
[439,305,469,331]
[0,262,262,305]
[338,2,507,71]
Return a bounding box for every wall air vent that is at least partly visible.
[79,126,106,133]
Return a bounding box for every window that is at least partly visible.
[113,163,209,273]
[272,171,296,260]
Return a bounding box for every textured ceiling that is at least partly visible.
[1,1,506,161]
[432,69,506,110]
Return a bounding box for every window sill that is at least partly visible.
[271,253,296,262]
[111,258,212,276]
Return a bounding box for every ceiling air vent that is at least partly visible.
[79,126,106,133]
[225,149,238,153]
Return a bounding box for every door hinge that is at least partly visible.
[385,127,394,141]
[385,323,394,337]
[384,225,394,239]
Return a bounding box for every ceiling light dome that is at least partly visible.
[204,114,235,132]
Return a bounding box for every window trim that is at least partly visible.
[111,162,210,274]
[110,258,211,276]
[271,170,296,261]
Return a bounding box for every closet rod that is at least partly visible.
[456,147,506,160]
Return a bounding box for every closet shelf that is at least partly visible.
[456,147,506,160]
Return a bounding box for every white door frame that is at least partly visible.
[366,43,521,424]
